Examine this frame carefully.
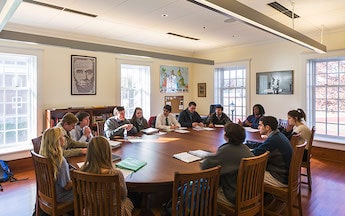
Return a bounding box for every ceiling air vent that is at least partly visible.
[23,0,97,18]
[268,1,300,19]
[167,32,199,41]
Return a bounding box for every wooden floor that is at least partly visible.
[1,158,345,216]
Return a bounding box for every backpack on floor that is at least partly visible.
[0,160,13,182]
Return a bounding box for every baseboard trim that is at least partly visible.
[313,146,345,164]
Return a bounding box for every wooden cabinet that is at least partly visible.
[45,106,116,135]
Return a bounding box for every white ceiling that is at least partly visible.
[5,0,345,53]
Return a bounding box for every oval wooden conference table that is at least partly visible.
[69,127,264,194]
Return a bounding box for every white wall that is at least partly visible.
[193,29,345,121]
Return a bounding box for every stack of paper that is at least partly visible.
[109,140,121,148]
[116,157,147,171]
[141,128,159,134]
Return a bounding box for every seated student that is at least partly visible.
[55,112,87,158]
[39,127,74,203]
[238,104,265,129]
[155,105,181,130]
[282,108,311,160]
[104,106,137,139]
[200,123,254,206]
[252,116,292,187]
[178,101,204,128]
[80,136,134,215]
[130,107,149,132]
[208,104,232,127]
[70,111,93,142]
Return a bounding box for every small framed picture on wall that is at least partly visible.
[198,83,206,97]
[71,55,96,95]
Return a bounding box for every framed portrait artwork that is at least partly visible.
[198,83,206,97]
[71,55,96,95]
[256,70,293,95]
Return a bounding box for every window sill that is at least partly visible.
[314,135,345,151]
[0,144,33,161]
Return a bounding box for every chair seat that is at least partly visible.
[40,201,74,215]
[264,184,290,200]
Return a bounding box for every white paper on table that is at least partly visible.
[174,129,190,134]
[203,127,215,131]
[116,167,134,179]
[244,127,260,132]
[214,124,224,128]
[188,150,213,158]
[108,140,121,148]
[179,127,188,130]
[77,162,85,168]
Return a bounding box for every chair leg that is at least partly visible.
[307,163,312,191]
[298,188,303,216]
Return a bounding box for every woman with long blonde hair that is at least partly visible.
[81,136,134,216]
[39,127,73,202]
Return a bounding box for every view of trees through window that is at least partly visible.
[310,58,345,138]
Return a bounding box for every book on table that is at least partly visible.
[116,157,147,171]
[173,150,213,163]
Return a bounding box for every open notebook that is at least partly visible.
[173,150,213,163]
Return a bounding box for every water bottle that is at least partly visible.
[123,129,128,140]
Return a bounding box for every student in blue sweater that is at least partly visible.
[252,116,293,187]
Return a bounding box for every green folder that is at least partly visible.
[116,157,147,172]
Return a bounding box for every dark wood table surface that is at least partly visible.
[69,127,263,193]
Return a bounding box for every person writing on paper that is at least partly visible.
[40,127,74,204]
[208,104,232,128]
[55,112,88,158]
[200,123,253,206]
[104,106,138,139]
[80,136,134,215]
[252,116,292,187]
[70,111,93,142]
[156,105,181,130]
[178,101,204,128]
[238,104,265,129]
[130,107,149,132]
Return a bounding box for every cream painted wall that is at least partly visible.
[193,29,345,122]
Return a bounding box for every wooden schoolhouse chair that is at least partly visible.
[217,152,269,216]
[31,135,42,154]
[31,150,74,216]
[171,166,221,216]
[70,170,122,216]
[264,142,307,216]
[301,126,316,191]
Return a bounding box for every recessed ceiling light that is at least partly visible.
[162,14,168,17]
[203,26,207,29]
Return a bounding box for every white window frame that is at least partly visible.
[307,56,345,144]
[214,60,250,121]
[0,51,37,150]
[119,61,151,119]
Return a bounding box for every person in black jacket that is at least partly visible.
[178,101,204,127]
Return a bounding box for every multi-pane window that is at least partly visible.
[121,64,150,119]
[0,53,37,148]
[308,58,345,140]
[214,61,249,122]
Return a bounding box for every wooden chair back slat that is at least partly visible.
[31,136,42,154]
[71,169,122,216]
[172,166,221,216]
